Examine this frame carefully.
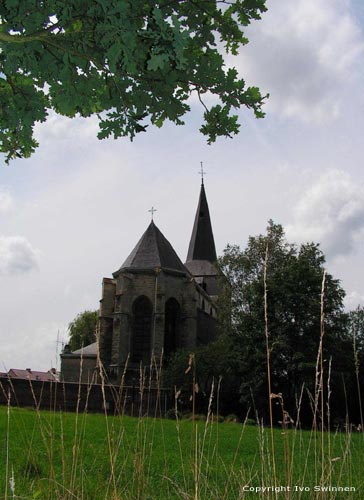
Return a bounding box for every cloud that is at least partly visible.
[0,321,67,371]
[234,0,364,123]
[286,170,364,257]
[0,236,39,275]
[34,111,99,144]
[0,190,13,214]
[344,290,364,310]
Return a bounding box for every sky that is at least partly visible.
[1,0,364,371]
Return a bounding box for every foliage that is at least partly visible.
[0,0,268,162]
[348,306,364,360]
[218,221,354,424]
[160,221,363,424]
[163,336,241,415]
[67,309,98,351]
[164,222,358,423]
[346,306,364,423]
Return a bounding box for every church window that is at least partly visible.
[164,298,180,358]
[131,296,152,364]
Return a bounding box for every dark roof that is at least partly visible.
[185,259,217,276]
[7,368,59,382]
[186,183,217,264]
[115,221,189,275]
[72,342,98,356]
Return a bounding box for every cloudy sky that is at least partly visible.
[1,0,364,371]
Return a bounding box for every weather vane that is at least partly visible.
[198,161,206,185]
[148,206,157,221]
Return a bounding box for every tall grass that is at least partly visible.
[1,268,363,499]
[1,370,362,499]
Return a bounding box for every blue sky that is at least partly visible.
[1,0,364,371]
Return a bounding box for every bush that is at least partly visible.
[165,408,182,420]
[224,414,239,423]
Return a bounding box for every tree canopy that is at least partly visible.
[0,0,267,162]
[68,309,98,352]
[218,221,352,423]
[167,222,360,425]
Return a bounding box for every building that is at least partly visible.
[6,368,59,382]
[61,180,221,383]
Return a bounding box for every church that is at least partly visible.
[61,179,221,383]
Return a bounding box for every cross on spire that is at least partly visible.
[148,206,157,221]
[198,162,206,185]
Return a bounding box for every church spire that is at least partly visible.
[186,180,217,264]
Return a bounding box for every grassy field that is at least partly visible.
[0,406,363,500]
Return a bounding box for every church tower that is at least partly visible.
[185,180,221,301]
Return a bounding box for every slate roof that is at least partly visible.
[116,221,189,275]
[72,342,98,356]
[186,183,217,264]
[185,259,217,276]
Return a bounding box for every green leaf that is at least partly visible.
[147,53,169,71]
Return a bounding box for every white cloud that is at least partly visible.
[34,111,99,144]
[0,190,13,214]
[344,290,364,310]
[234,0,364,123]
[1,321,67,371]
[0,236,39,275]
[286,170,364,257]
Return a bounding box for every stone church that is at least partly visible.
[61,180,221,383]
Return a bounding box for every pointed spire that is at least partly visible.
[186,182,217,264]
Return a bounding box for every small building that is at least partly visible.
[61,180,221,382]
[7,368,59,382]
[60,343,98,383]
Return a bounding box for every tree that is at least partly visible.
[347,307,364,427]
[164,222,354,422]
[0,0,267,163]
[218,221,352,424]
[68,309,98,351]
[163,336,241,416]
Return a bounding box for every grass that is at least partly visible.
[0,406,363,500]
[1,265,362,499]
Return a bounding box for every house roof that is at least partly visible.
[115,221,189,275]
[186,182,217,265]
[7,368,59,382]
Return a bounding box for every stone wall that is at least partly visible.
[96,267,218,382]
[0,377,170,416]
[60,355,98,383]
[99,277,116,367]
[110,269,199,370]
[197,308,217,344]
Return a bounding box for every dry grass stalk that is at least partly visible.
[263,241,278,496]
[352,309,364,434]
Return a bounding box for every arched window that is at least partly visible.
[164,298,180,358]
[131,296,152,364]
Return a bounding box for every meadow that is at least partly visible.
[0,405,363,500]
